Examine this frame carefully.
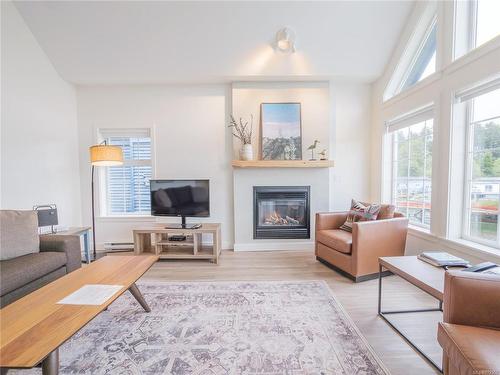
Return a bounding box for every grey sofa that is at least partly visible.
[0,210,81,307]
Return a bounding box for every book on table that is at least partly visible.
[417,251,469,267]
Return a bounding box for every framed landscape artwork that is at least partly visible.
[260,103,302,160]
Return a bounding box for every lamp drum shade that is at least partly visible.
[89,145,123,166]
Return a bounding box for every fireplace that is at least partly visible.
[253,186,310,239]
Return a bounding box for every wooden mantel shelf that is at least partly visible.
[231,160,334,168]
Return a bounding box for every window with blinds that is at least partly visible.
[386,105,434,228]
[455,76,500,247]
[100,130,152,216]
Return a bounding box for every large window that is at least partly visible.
[398,20,436,93]
[388,110,434,228]
[100,129,153,216]
[454,0,500,59]
[383,5,437,101]
[462,87,500,246]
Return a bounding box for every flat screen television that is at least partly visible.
[150,179,209,228]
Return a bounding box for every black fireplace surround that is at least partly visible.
[253,186,310,239]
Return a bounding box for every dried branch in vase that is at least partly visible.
[229,115,253,145]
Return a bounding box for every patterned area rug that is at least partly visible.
[16,281,388,374]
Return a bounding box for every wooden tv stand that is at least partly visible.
[133,223,221,264]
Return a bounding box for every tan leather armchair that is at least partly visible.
[315,211,408,281]
[438,271,500,375]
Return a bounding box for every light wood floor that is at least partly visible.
[137,250,441,375]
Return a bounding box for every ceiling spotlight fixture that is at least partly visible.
[275,27,296,53]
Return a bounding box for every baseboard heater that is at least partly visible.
[103,242,134,252]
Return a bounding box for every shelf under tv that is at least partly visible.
[157,246,215,260]
[133,223,221,263]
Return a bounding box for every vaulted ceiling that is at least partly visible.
[14,1,414,85]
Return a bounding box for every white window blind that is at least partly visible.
[99,129,152,216]
[386,104,434,133]
[455,74,500,103]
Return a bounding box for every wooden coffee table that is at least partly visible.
[378,256,465,373]
[0,255,158,374]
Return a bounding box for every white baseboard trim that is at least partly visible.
[234,241,315,252]
[96,216,156,223]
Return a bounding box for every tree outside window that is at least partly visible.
[393,119,433,227]
[465,88,500,243]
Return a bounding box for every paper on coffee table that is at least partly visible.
[57,284,124,305]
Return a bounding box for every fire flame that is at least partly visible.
[264,211,300,225]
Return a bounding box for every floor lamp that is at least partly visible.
[89,142,123,261]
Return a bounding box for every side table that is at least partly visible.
[46,227,92,263]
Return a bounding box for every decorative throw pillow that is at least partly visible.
[377,204,396,220]
[0,210,40,260]
[340,199,381,232]
[360,201,396,220]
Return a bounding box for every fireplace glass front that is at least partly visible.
[253,186,310,239]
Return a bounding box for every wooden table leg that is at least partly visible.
[128,283,151,312]
[193,233,199,255]
[42,348,59,375]
[133,232,141,255]
[215,227,221,264]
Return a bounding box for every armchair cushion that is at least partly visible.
[316,212,348,231]
[316,229,352,254]
[438,322,500,375]
[0,210,39,260]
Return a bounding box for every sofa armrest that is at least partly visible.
[315,212,348,231]
[351,217,408,276]
[443,270,500,329]
[39,235,82,273]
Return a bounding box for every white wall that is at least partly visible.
[77,81,373,251]
[0,2,81,225]
[231,81,373,211]
[76,85,234,249]
[231,82,331,250]
[370,1,500,263]
[231,82,331,161]
[331,83,372,210]
[233,168,329,251]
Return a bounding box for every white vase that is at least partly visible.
[240,144,253,161]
